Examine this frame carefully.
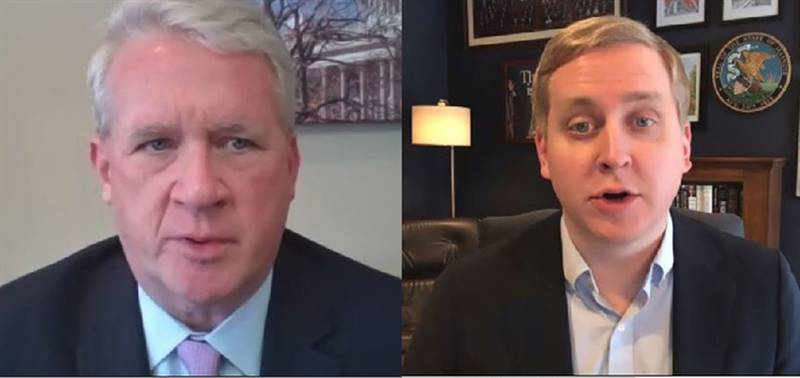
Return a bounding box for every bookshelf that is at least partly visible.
[681,157,785,249]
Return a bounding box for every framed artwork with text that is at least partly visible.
[503,60,539,143]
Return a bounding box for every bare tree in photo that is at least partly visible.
[264,0,402,124]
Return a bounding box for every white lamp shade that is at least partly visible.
[411,104,471,146]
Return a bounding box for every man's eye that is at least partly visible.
[568,122,594,134]
[139,138,172,152]
[633,117,656,128]
[225,137,255,151]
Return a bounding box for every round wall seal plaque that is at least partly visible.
[712,32,791,113]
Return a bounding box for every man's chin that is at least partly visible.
[170,283,238,308]
[152,267,234,304]
[587,216,666,249]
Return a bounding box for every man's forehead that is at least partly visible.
[559,91,666,108]
[122,121,266,137]
[551,43,664,78]
[548,45,671,96]
[106,30,276,91]
[104,32,283,139]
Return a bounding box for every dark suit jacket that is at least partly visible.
[404,210,800,374]
[0,230,400,376]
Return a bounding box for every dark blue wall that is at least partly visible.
[403,1,800,274]
[402,0,451,219]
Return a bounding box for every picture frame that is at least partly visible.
[677,46,708,128]
[796,98,800,196]
[262,0,402,125]
[655,0,707,29]
[466,0,621,47]
[503,60,539,144]
[723,0,779,22]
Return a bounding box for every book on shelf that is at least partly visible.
[672,183,741,216]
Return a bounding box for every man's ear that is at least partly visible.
[89,136,113,204]
[286,134,302,201]
[534,128,551,180]
[681,122,693,173]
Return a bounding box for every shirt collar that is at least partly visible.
[649,213,675,288]
[561,217,590,290]
[205,273,272,375]
[138,272,273,376]
[561,212,675,291]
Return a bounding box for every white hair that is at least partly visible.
[87,0,296,136]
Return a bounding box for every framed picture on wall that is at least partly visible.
[466,0,621,47]
[678,46,707,128]
[797,99,800,195]
[796,98,800,196]
[503,60,539,143]
[261,0,402,125]
[656,0,707,28]
[723,0,779,22]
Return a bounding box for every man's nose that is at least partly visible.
[597,123,632,173]
[172,146,227,211]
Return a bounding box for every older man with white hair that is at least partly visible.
[0,0,399,375]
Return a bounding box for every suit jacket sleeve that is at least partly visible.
[776,253,800,373]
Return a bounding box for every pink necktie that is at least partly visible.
[177,339,221,376]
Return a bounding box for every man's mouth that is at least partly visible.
[183,237,221,244]
[601,191,632,202]
[166,235,235,259]
[588,189,639,213]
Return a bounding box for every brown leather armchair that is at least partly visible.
[401,208,744,359]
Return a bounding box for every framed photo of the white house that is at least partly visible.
[262,0,402,125]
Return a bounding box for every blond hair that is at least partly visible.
[532,16,689,136]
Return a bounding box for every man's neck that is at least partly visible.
[566,218,667,315]
[139,276,265,332]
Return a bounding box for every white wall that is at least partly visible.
[0,0,399,285]
[288,124,400,277]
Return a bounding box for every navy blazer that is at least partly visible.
[404,210,800,374]
[0,230,400,375]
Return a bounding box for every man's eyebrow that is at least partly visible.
[210,123,264,137]
[563,97,598,108]
[620,91,663,103]
[214,123,249,134]
[128,124,177,140]
[565,97,600,109]
[561,92,663,109]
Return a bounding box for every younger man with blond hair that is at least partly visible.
[405,16,800,375]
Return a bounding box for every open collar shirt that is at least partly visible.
[561,214,674,375]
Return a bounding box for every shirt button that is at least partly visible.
[617,323,626,332]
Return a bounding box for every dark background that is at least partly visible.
[402,1,800,275]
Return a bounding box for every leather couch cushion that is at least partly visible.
[402,218,479,279]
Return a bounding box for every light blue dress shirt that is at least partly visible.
[138,273,273,376]
[561,214,674,375]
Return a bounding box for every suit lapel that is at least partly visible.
[260,233,341,375]
[497,212,573,374]
[671,212,736,374]
[75,238,149,375]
